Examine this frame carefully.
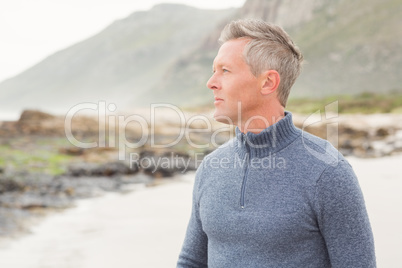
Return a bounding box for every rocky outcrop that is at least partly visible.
[0,109,100,137]
[0,171,153,236]
[1,109,402,238]
[239,0,326,29]
[66,161,139,177]
[293,113,402,158]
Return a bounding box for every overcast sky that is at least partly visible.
[0,0,245,83]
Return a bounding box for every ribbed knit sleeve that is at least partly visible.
[177,162,208,268]
[314,160,376,267]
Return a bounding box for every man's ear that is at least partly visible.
[260,70,280,95]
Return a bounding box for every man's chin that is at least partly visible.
[213,112,233,125]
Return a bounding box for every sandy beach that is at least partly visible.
[347,154,402,268]
[0,154,401,267]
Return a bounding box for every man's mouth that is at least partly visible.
[214,97,224,105]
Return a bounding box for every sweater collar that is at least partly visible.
[235,111,301,158]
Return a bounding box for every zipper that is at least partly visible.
[240,135,251,209]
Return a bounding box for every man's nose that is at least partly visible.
[206,73,219,90]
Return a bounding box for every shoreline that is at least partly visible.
[0,173,194,268]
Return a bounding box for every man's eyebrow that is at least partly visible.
[212,61,226,71]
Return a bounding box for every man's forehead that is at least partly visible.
[212,39,248,66]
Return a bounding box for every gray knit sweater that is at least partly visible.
[177,112,376,267]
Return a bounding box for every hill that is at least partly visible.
[151,0,402,106]
[0,4,235,115]
[0,0,401,115]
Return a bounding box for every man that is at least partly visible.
[177,19,376,267]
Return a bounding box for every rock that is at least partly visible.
[16,110,64,136]
[376,128,389,138]
[58,147,85,156]
[0,121,19,137]
[0,178,25,193]
[138,150,196,177]
[66,161,138,177]
[0,109,102,138]
[94,161,139,176]
[66,163,97,177]
[18,110,55,122]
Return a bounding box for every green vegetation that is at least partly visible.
[0,137,74,176]
[287,92,402,114]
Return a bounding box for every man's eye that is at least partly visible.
[223,69,229,73]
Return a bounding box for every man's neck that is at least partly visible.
[238,109,285,134]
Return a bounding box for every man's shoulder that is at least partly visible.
[285,130,356,188]
[293,129,344,167]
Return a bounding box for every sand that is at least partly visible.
[348,154,402,268]
[0,178,194,268]
[0,154,401,268]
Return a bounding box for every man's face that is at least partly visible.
[207,38,262,125]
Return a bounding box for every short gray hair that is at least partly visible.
[219,19,303,107]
